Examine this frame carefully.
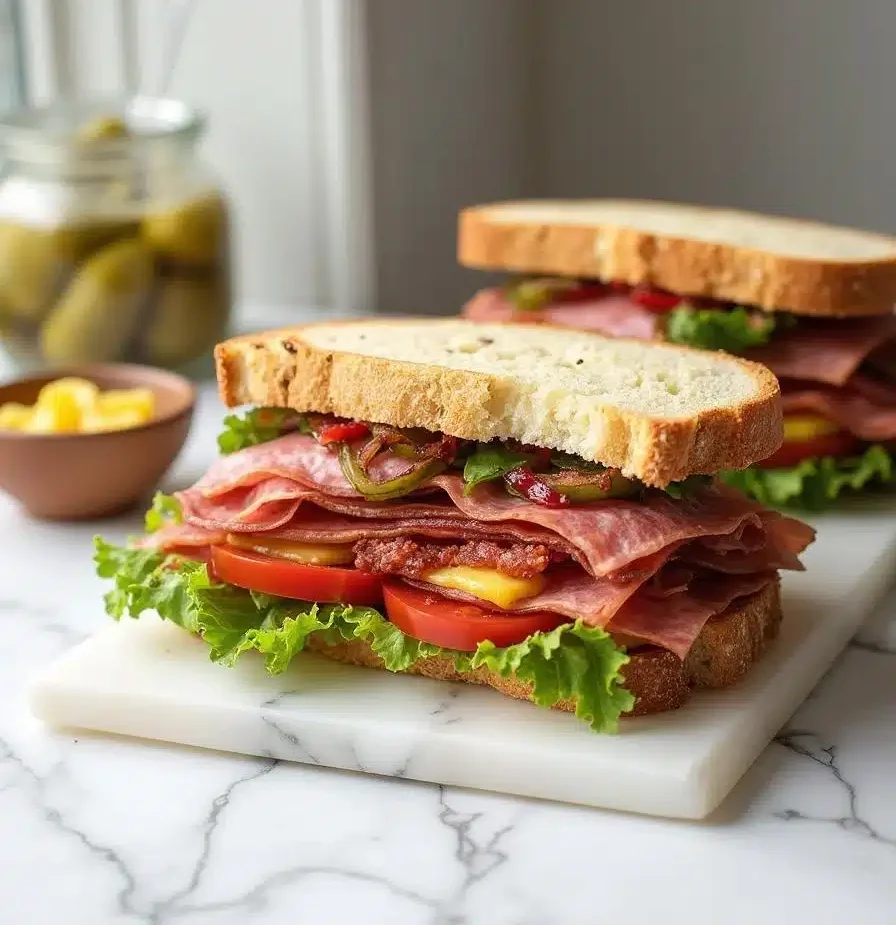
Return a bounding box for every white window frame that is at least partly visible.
[15,0,376,317]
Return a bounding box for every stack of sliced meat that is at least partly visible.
[746,316,896,444]
[463,287,664,340]
[148,434,815,659]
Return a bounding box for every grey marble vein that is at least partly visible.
[144,758,278,924]
[0,734,142,919]
[0,735,290,924]
[429,787,515,923]
[170,865,439,921]
[260,714,322,765]
[774,729,896,850]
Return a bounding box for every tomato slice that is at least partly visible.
[382,580,568,651]
[762,430,859,469]
[210,545,384,605]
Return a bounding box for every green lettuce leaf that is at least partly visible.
[143,492,183,533]
[94,538,202,629]
[720,445,895,510]
[94,540,632,732]
[462,444,531,493]
[459,623,634,732]
[217,408,308,455]
[665,305,788,353]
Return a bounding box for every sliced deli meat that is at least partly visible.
[781,382,896,441]
[154,428,813,662]
[605,572,775,658]
[746,316,896,387]
[408,569,774,659]
[406,562,658,626]
[462,287,663,340]
[191,433,419,499]
[429,475,811,578]
[138,522,225,553]
[174,433,813,579]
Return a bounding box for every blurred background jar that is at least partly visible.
[0,96,231,371]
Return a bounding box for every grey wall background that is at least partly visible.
[366,0,896,314]
[367,0,532,316]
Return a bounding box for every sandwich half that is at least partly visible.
[96,319,814,732]
[460,200,896,508]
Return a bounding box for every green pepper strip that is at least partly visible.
[338,443,447,500]
[539,471,641,502]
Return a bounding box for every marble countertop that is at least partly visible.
[2,384,896,925]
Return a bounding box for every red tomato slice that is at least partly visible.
[762,431,859,469]
[210,545,384,605]
[382,580,568,651]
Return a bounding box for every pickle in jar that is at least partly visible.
[40,238,154,363]
[142,273,229,366]
[143,193,228,265]
[0,219,138,323]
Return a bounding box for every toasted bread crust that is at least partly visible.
[214,319,782,486]
[458,203,896,317]
[304,580,781,718]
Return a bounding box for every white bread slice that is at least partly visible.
[307,580,781,717]
[215,318,781,486]
[458,199,896,317]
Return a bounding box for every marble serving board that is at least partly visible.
[29,504,896,820]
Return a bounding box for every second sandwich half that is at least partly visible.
[96,320,814,733]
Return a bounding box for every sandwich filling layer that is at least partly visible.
[464,279,896,507]
[97,410,814,733]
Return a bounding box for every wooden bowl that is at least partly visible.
[0,364,195,520]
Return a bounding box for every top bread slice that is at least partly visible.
[215,318,781,486]
[458,199,896,317]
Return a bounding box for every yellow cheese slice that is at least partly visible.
[422,565,546,609]
[226,534,355,566]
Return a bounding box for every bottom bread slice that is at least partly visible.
[305,579,782,718]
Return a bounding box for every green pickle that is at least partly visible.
[143,193,227,265]
[0,100,232,367]
[0,219,137,323]
[40,238,153,363]
[142,273,229,366]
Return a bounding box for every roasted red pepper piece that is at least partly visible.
[317,421,371,445]
[504,465,570,508]
[630,285,681,311]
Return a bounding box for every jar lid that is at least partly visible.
[0,97,204,170]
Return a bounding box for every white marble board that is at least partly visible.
[29,504,896,820]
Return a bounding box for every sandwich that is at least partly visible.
[460,200,896,508]
[95,319,814,733]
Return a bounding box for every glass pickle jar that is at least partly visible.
[0,97,231,369]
